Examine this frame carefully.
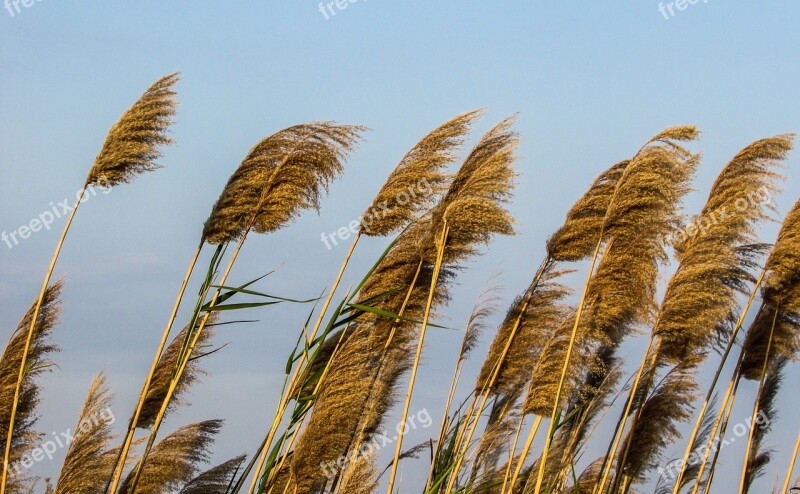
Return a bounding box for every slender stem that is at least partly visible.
[247,233,362,494]
[531,238,604,494]
[500,406,527,492]
[267,322,354,493]
[610,338,660,492]
[701,373,741,494]
[738,307,778,494]
[672,268,766,493]
[596,337,657,493]
[504,415,543,494]
[442,259,552,492]
[687,370,736,494]
[331,261,424,493]
[387,223,449,494]
[440,259,551,492]
[1,187,86,494]
[782,432,800,494]
[106,242,203,494]
[127,238,245,492]
[425,357,464,490]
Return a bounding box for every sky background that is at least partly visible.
[2,1,800,492]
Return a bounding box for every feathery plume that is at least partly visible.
[338,454,379,494]
[179,455,246,494]
[740,197,800,379]
[120,420,222,494]
[459,281,501,362]
[360,110,481,236]
[53,374,116,494]
[0,282,62,493]
[427,116,518,265]
[620,355,702,482]
[289,220,437,492]
[657,135,793,361]
[546,160,630,261]
[476,264,571,401]
[86,73,179,187]
[137,316,218,428]
[202,122,365,244]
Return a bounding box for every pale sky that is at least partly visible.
[1,2,800,493]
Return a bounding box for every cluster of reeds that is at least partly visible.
[1,74,799,494]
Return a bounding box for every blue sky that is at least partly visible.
[1,1,800,492]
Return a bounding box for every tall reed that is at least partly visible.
[1,73,178,494]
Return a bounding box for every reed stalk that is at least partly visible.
[387,222,449,494]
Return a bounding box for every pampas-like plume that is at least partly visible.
[290,221,438,492]
[86,73,179,187]
[250,112,477,492]
[179,455,247,494]
[619,355,702,483]
[360,110,481,237]
[657,135,793,361]
[137,315,218,428]
[740,197,800,379]
[53,374,116,494]
[0,282,61,493]
[651,397,718,494]
[530,126,699,494]
[288,219,437,492]
[338,454,379,494]
[546,160,630,262]
[475,263,571,402]
[394,117,518,494]
[7,74,178,494]
[426,117,518,265]
[120,420,223,494]
[202,122,366,244]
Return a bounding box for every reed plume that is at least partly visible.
[619,355,702,483]
[546,160,630,262]
[337,455,379,494]
[740,197,800,380]
[360,110,481,237]
[657,135,793,361]
[86,73,179,186]
[179,455,247,494]
[464,157,636,491]
[202,122,366,244]
[394,117,518,493]
[0,282,62,493]
[251,112,477,492]
[644,135,795,493]
[54,374,116,494]
[288,220,438,492]
[122,122,365,494]
[137,316,218,428]
[4,73,178,494]
[120,420,223,494]
[475,264,571,402]
[530,125,699,494]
